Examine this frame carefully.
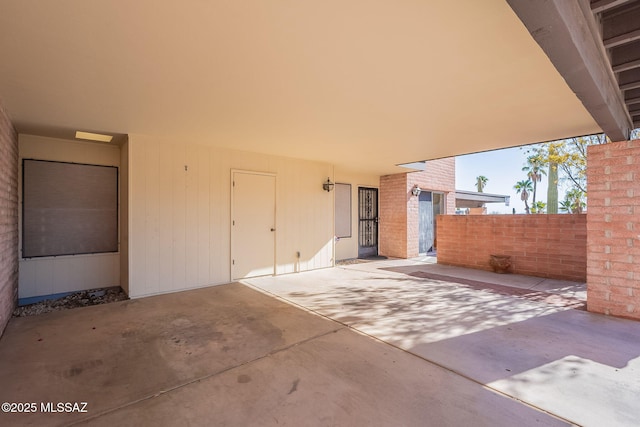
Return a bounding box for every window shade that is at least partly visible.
[335,183,351,238]
[22,159,118,258]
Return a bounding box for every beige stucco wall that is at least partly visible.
[18,135,121,299]
[127,134,341,298]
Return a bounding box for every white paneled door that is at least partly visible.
[231,171,276,280]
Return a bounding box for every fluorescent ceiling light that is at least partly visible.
[75,131,113,142]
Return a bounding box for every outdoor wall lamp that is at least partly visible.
[411,185,422,197]
[323,178,335,192]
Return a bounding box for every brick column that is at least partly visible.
[0,101,18,336]
[587,140,640,320]
[407,158,456,256]
[406,178,419,258]
[379,173,408,258]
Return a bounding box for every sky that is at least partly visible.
[455,130,640,214]
[455,145,565,214]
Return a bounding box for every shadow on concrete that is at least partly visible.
[408,309,640,378]
[246,264,640,426]
[261,272,638,379]
[380,265,585,310]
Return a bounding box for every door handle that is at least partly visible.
[270,228,275,232]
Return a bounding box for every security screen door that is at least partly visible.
[358,187,378,258]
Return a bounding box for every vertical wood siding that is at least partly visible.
[127,135,336,298]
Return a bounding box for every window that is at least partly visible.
[335,183,351,238]
[22,159,118,258]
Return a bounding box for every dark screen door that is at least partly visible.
[358,187,378,258]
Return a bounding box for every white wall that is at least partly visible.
[18,135,121,299]
[17,133,378,300]
[334,169,380,261]
[127,135,335,298]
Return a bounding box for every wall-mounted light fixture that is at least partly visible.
[411,185,422,197]
[323,178,335,192]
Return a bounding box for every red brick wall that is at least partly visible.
[380,158,456,258]
[587,140,640,320]
[409,158,456,214]
[406,177,419,258]
[437,214,587,282]
[379,173,408,258]
[0,101,18,336]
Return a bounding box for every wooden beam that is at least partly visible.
[621,81,640,91]
[591,0,636,14]
[613,58,640,73]
[626,96,640,105]
[604,28,640,49]
[508,0,632,141]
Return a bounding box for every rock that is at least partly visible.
[12,287,128,317]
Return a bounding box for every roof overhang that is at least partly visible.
[507,0,638,142]
[0,1,603,175]
[455,190,510,209]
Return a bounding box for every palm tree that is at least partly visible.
[475,175,488,193]
[514,179,533,214]
[522,155,546,206]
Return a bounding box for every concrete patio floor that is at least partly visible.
[246,258,639,427]
[0,259,638,426]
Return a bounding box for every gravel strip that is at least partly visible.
[13,287,128,317]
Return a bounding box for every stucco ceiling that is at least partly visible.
[0,0,601,175]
